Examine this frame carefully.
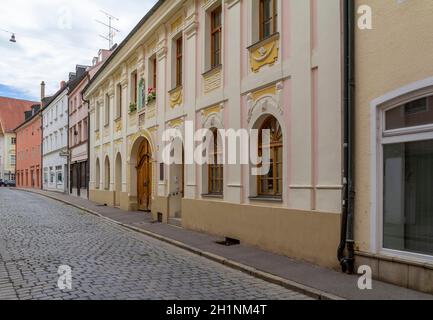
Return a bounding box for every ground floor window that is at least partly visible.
[56,166,63,184]
[381,95,433,256]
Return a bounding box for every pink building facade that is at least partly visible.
[68,51,111,198]
[15,105,42,189]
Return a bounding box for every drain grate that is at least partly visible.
[216,237,240,246]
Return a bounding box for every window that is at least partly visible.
[10,155,16,165]
[208,128,223,195]
[132,72,138,105]
[381,96,433,256]
[116,84,122,119]
[105,94,110,126]
[211,6,222,68]
[56,166,63,184]
[259,0,277,40]
[11,137,16,145]
[50,167,54,183]
[152,57,157,90]
[44,168,48,184]
[176,37,183,87]
[258,116,283,197]
[96,102,101,131]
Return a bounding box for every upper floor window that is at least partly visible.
[151,56,157,91]
[131,71,138,105]
[211,6,222,68]
[104,94,110,126]
[116,84,122,119]
[95,102,101,131]
[11,137,16,145]
[176,37,183,87]
[260,0,278,40]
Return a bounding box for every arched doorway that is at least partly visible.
[115,153,122,207]
[137,139,152,211]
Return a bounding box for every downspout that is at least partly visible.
[82,72,91,199]
[338,0,355,274]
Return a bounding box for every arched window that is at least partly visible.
[208,128,223,195]
[104,156,110,191]
[258,116,282,197]
[95,158,100,190]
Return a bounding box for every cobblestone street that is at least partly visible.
[0,189,311,300]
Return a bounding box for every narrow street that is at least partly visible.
[0,188,311,300]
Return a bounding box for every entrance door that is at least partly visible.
[137,140,152,211]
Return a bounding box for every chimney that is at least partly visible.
[40,81,45,101]
[60,81,66,89]
[92,57,98,66]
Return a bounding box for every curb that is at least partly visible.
[14,188,343,301]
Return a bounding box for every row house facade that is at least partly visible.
[84,0,343,269]
[15,105,42,189]
[42,80,72,193]
[68,51,111,199]
[0,97,37,182]
[354,0,433,294]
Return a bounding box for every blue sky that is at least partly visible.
[0,0,157,101]
[0,84,36,101]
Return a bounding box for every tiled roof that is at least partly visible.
[0,96,38,133]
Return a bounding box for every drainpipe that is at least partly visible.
[82,72,91,199]
[338,0,355,274]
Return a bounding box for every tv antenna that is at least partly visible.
[96,10,120,49]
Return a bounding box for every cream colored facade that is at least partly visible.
[84,0,344,269]
[0,132,16,181]
[355,0,433,293]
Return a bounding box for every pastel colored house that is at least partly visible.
[0,96,38,182]
[68,51,111,199]
[15,104,42,189]
[84,0,344,270]
[354,0,433,294]
[42,78,74,193]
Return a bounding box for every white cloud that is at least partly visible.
[0,0,158,100]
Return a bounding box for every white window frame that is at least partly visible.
[371,77,433,264]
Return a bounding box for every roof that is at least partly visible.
[84,0,166,96]
[14,106,42,132]
[0,96,39,134]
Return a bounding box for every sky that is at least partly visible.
[0,0,158,102]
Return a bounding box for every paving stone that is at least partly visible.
[0,188,309,300]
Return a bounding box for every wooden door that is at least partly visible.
[137,140,152,211]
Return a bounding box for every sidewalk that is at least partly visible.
[14,188,433,300]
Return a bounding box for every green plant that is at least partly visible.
[129,102,137,113]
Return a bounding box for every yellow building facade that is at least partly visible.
[355,0,433,293]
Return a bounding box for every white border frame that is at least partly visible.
[370,76,433,264]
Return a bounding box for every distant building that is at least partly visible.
[15,104,42,189]
[68,50,111,199]
[0,96,38,182]
[41,79,72,193]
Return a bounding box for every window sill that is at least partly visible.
[202,64,222,77]
[249,196,283,203]
[169,85,183,94]
[201,193,223,199]
[247,32,280,51]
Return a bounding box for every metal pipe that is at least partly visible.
[338,0,356,274]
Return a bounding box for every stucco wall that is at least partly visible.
[355,0,433,254]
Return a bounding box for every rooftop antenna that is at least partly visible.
[95,10,119,49]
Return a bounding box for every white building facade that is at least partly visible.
[42,86,69,193]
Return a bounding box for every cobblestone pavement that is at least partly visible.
[0,189,312,300]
